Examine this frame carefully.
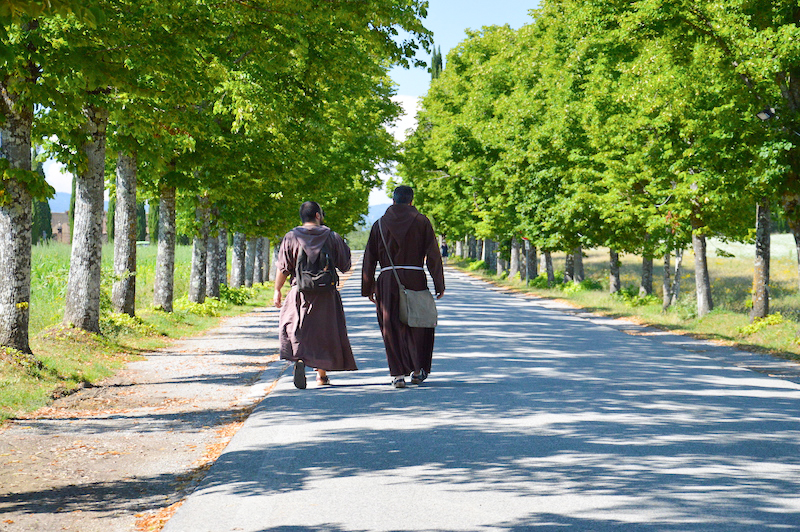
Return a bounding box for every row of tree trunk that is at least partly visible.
[452,203,773,321]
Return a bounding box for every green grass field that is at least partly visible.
[455,234,800,359]
[2,242,271,421]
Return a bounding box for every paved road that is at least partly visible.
[164,262,800,531]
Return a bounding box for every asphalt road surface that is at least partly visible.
[164,261,800,531]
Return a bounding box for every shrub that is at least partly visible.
[611,285,660,307]
[100,313,159,337]
[467,260,487,271]
[219,284,255,305]
[173,296,229,317]
[737,312,785,336]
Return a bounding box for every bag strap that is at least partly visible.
[378,218,404,290]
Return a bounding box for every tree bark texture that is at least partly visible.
[111,152,137,316]
[468,236,478,260]
[188,198,210,304]
[254,237,264,284]
[154,186,177,312]
[206,231,220,299]
[639,255,653,296]
[609,249,621,294]
[480,239,488,263]
[671,248,684,306]
[218,227,228,286]
[231,232,246,287]
[662,252,671,311]
[245,237,257,287]
[573,246,584,283]
[455,239,463,258]
[269,239,280,281]
[692,232,714,317]
[751,200,771,320]
[509,238,520,280]
[495,249,505,276]
[63,105,108,333]
[262,237,271,283]
[564,253,575,284]
[0,93,33,353]
[525,241,537,281]
[544,252,555,287]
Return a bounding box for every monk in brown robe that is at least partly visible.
[362,186,445,388]
[274,201,357,389]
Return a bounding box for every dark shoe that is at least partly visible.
[392,376,406,389]
[316,374,331,386]
[410,369,428,385]
[293,360,307,389]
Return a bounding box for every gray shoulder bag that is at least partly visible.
[378,218,438,328]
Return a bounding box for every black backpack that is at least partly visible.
[295,240,338,292]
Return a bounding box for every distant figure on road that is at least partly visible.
[441,241,449,265]
[361,185,445,388]
[274,201,357,388]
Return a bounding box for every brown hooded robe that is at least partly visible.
[277,226,357,371]
[361,204,445,376]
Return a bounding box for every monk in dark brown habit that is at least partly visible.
[274,201,357,389]
[362,185,445,388]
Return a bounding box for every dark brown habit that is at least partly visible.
[277,226,357,371]
[361,204,445,377]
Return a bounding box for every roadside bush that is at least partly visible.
[219,284,255,305]
[612,285,660,307]
[467,260,487,271]
[738,312,785,336]
[173,296,228,317]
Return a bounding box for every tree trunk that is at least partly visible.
[0,93,33,353]
[231,232,246,287]
[670,248,684,306]
[206,231,220,299]
[692,232,713,317]
[480,239,488,263]
[486,240,497,271]
[525,241,538,282]
[254,237,264,284]
[63,105,108,333]
[218,227,228,286]
[639,255,653,296]
[269,239,280,281]
[662,251,671,311]
[509,238,521,280]
[111,152,137,317]
[564,252,575,284]
[751,199,771,320]
[544,252,555,287]
[573,246,584,283]
[609,249,621,294]
[468,235,478,259]
[261,237,270,283]
[455,239,463,258]
[154,185,177,312]
[245,237,257,287]
[188,198,210,304]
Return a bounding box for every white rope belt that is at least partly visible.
[379,266,424,272]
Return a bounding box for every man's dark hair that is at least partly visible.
[299,201,323,223]
[392,185,414,205]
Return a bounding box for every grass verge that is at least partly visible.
[0,282,272,422]
[452,247,800,361]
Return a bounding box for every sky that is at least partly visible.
[371,0,537,204]
[43,1,538,206]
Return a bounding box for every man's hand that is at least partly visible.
[436,289,445,300]
[273,289,282,308]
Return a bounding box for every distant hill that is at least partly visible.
[361,203,390,227]
[48,192,71,213]
[48,193,109,213]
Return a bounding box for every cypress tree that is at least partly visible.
[106,196,115,243]
[147,200,159,244]
[431,46,443,79]
[31,200,52,245]
[136,201,147,241]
